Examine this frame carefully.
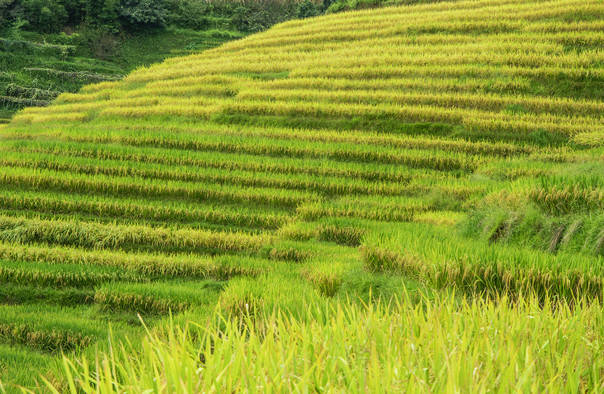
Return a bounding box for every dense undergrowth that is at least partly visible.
[0,0,603,391]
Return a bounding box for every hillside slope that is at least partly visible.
[0,29,241,123]
[0,0,603,390]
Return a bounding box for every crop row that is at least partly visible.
[220,99,596,137]
[84,117,537,158]
[7,142,422,185]
[3,122,482,172]
[0,154,418,198]
[57,82,236,104]
[218,32,573,62]
[55,132,478,172]
[95,281,222,315]
[14,96,218,118]
[304,50,603,73]
[236,88,604,118]
[7,111,581,162]
[220,0,602,44]
[27,88,595,139]
[0,166,315,210]
[0,189,289,230]
[0,259,141,288]
[10,110,90,125]
[363,244,603,302]
[109,68,604,119]
[0,165,485,220]
[129,54,602,88]
[53,118,538,159]
[152,40,601,84]
[252,76,533,97]
[292,62,602,86]
[528,181,604,215]
[0,305,111,353]
[0,215,270,255]
[297,201,426,222]
[0,241,267,279]
[219,32,603,69]
[0,322,93,353]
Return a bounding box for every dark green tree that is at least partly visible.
[120,0,167,30]
[0,0,20,30]
[99,0,120,31]
[297,0,319,18]
[86,0,120,31]
[61,0,86,26]
[21,0,67,33]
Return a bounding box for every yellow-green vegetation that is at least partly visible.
[0,0,603,391]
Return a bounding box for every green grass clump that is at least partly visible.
[316,223,367,246]
[0,344,57,392]
[362,222,604,302]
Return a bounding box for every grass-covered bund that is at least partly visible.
[0,0,603,391]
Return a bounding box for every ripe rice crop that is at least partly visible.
[0,0,603,390]
[0,215,270,255]
[0,260,141,288]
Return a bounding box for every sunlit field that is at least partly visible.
[0,0,603,391]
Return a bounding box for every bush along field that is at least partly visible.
[0,0,604,391]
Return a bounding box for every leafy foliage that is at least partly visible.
[119,0,167,30]
[21,0,67,33]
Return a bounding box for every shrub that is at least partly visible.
[297,0,319,19]
[76,27,121,59]
[228,1,298,33]
[119,0,167,30]
[165,0,211,30]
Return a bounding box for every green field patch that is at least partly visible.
[0,284,92,308]
[95,280,224,315]
[0,304,130,353]
[0,0,603,389]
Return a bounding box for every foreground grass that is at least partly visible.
[35,294,604,393]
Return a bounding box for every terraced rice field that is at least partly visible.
[0,0,603,391]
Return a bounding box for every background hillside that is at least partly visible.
[0,0,418,124]
[0,0,603,391]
